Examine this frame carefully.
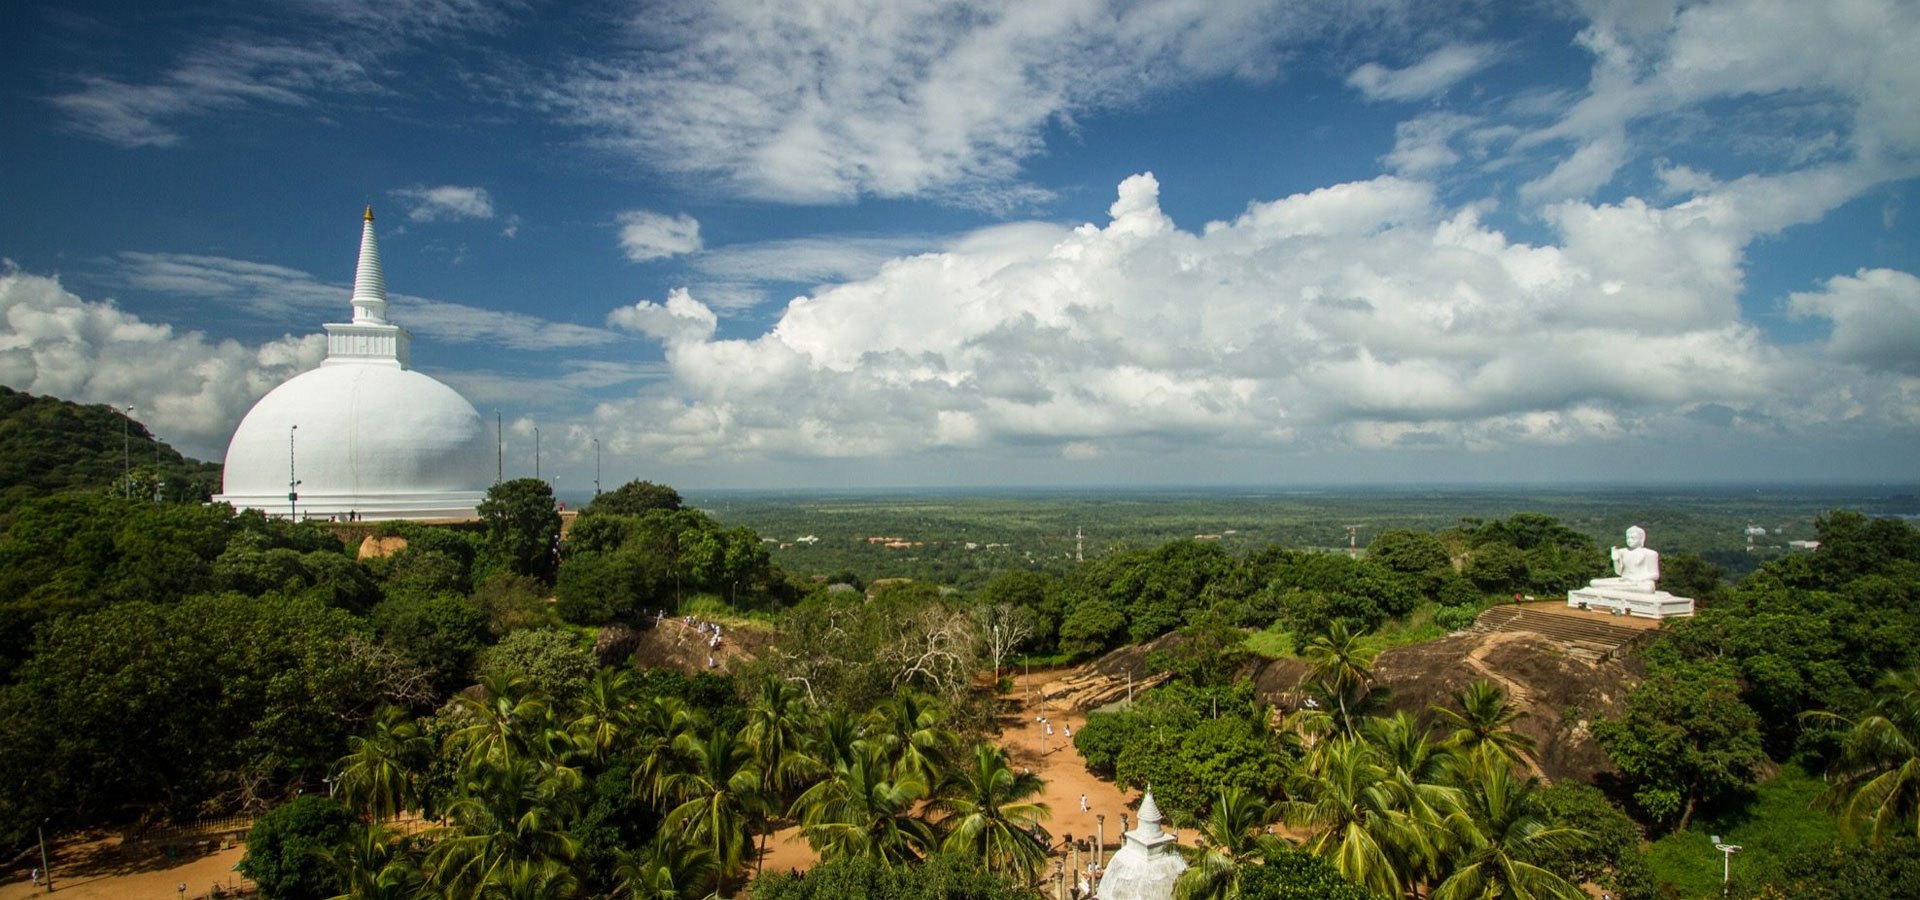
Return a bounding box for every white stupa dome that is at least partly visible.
[214,208,494,521]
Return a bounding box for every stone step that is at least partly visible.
[1471,605,1645,657]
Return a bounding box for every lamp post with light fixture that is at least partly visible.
[288,425,301,520]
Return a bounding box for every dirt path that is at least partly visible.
[754,663,1178,885]
[1459,631,1549,781]
[1,835,251,900]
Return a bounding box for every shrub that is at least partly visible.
[239,795,353,900]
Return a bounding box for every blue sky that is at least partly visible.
[2,0,1917,492]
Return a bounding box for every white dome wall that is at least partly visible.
[216,364,494,520]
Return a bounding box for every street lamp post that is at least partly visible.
[593,437,601,496]
[287,425,300,521]
[1711,838,1741,895]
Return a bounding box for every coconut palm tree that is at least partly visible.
[1431,763,1586,900]
[570,668,639,766]
[628,695,698,805]
[1807,665,1920,842]
[660,723,766,881]
[790,743,935,867]
[450,675,561,768]
[1280,736,1425,899]
[337,705,431,822]
[745,675,819,795]
[427,756,584,900]
[930,743,1051,881]
[865,690,956,783]
[324,823,421,900]
[1433,680,1536,771]
[1299,623,1378,737]
[809,708,864,773]
[1173,786,1286,900]
[613,832,717,900]
[743,675,820,876]
[1364,711,1452,785]
[478,859,579,900]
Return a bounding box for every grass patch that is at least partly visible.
[1246,627,1297,659]
[675,593,779,628]
[1358,605,1448,652]
[1644,764,1836,898]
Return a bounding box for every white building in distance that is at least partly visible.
[214,208,494,520]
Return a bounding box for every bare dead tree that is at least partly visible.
[974,603,1036,685]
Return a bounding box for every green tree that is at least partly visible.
[428,757,584,900]
[479,479,562,582]
[323,823,422,900]
[1431,680,1536,772]
[337,705,431,821]
[865,691,958,785]
[613,832,716,900]
[1057,595,1127,657]
[1235,846,1384,900]
[1366,529,1452,576]
[475,629,597,705]
[930,743,1051,881]
[743,675,819,875]
[241,795,356,900]
[1300,622,1378,736]
[1173,786,1287,900]
[586,480,684,516]
[1280,737,1438,900]
[1117,716,1287,822]
[0,594,384,832]
[749,854,1042,900]
[1431,764,1585,900]
[1466,542,1529,594]
[791,744,935,868]
[661,724,766,882]
[1592,660,1765,831]
[1806,665,1920,843]
[371,594,489,693]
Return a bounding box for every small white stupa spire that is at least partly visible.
[350,205,389,324]
[325,206,411,368]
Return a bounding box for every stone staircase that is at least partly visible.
[1472,605,1648,661]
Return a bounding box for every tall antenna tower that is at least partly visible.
[1076,526,1084,563]
[1346,524,1363,556]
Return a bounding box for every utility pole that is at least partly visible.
[495,409,502,484]
[534,426,541,479]
[593,437,601,496]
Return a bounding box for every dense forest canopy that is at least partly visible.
[0,385,221,520]
[1,388,1917,899]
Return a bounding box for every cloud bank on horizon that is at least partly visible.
[2,0,1917,485]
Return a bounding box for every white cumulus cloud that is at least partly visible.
[0,264,325,459]
[617,211,704,262]
[586,174,1918,466]
[1790,268,1920,376]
